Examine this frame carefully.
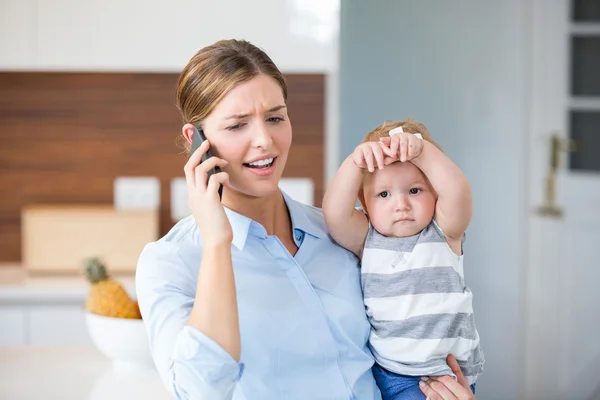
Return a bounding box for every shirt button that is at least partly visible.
[295,234,302,242]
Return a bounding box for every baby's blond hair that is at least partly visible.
[362,118,442,152]
[357,118,440,212]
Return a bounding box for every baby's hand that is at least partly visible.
[352,141,394,172]
[386,132,424,162]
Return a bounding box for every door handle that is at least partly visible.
[536,132,576,218]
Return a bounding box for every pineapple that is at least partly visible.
[83,257,142,319]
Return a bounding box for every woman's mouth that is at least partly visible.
[244,157,274,168]
[243,157,277,176]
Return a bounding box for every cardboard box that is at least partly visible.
[22,205,159,275]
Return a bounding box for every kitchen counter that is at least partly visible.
[0,269,172,398]
[0,346,172,400]
[0,265,137,347]
[0,265,135,304]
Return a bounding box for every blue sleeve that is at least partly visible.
[135,241,244,400]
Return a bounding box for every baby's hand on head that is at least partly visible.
[384,131,424,162]
[352,141,394,173]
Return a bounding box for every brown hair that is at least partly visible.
[362,118,442,151]
[175,39,288,153]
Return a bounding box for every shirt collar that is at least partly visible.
[223,207,252,251]
[223,190,326,251]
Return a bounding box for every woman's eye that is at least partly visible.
[267,116,284,123]
[227,123,243,131]
[378,191,389,198]
[409,188,420,195]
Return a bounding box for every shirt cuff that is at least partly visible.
[173,325,245,384]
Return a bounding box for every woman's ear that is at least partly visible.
[182,123,196,144]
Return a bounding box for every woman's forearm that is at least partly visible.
[188,242,240,361]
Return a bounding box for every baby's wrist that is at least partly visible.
[346,154,364,170]
[352,161,368,175]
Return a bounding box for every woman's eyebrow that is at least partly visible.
[224,105,286,120]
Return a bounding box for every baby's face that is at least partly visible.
[363,161,436,238]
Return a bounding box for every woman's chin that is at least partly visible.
[226,180,282,200]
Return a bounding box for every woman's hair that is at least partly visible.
[175,39,287,153]
[362,118,443,151]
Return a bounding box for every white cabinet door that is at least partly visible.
[28,306,92,346]
[0,308,26,345]
[0,0,36,70]
[33,0,337,72]
[36,0,180,71]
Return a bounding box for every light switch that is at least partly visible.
[114,177,160,211]
[279,178,314,206]
[171,177,191,222]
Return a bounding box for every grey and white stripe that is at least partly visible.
[362,267,465,299]
[361,220,484,383]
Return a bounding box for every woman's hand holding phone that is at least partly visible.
[184,139,233,247]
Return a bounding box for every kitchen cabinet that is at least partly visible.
[0,306,92,346]
[0,0,36,69]
[0,267,135,346]
[28,306,92,345]
[0,308,27,345]
[1,0,337,73]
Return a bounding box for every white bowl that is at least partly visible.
[85,312,155,370]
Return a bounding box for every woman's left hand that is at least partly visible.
[418,354,475,400]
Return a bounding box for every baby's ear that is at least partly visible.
[357,192,367,214]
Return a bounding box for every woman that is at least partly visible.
[135,38,475,400]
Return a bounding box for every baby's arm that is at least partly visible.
[410,140,472,252]
[323,155,369,257]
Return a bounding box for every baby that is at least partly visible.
[323,119,484,400]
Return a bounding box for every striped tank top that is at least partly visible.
[360,219,484,384]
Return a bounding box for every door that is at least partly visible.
[525,0,600,399]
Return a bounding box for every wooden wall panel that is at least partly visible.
[0,72,324,264]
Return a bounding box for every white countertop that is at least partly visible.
[0,266,136,304]
[0,346,172,400]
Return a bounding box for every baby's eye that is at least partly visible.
[409,188,421,195]
[378,191,390,198]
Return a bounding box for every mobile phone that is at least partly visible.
[191,126,223,200]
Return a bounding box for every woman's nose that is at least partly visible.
[251,121,273,149]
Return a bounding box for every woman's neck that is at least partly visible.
[222,189,291,237]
